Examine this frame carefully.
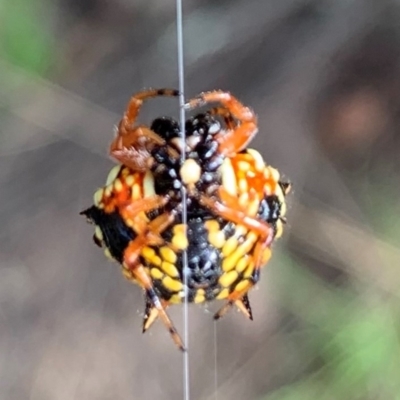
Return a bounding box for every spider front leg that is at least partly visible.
[122,212,186,351]
[119,88,180,135]
[186,91,258,156]
[110,88,179,171]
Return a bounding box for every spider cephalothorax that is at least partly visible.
[81,89,290,350]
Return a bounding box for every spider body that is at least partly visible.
[81,89,290,350]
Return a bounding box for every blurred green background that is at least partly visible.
[1,0,400,399]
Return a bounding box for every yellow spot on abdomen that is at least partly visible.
[234,279,251,293]
[222,236,238,257]
[194,292,205,304]
[219,270,239,288]
[237,161,251,172]
[204,219,220,232]
[132,184,141,200]
[104,185,113,198]
[94,226,103,241]
[172,224,188,250]
[150,268,163,280]
[246,149,265,172]
[269,167,280,182]
[170,294,183,304]
[236,256,249,273]
[209,231,225,249]
[106,165,121,186]
[223,233,257,272]
[216,288,229,299]
[125,174,135,187]
[114,178,123,192]
[162,276,183,292]
[159,246,177,264]
[243,262,255,279]
[93,189,103,206]
[104,248,113,260]
[142,246,155,260]
[141,246,162,266]
[238,178,248,194]
[221,158,238,196]
[160,261,179,278]
[143,170,155,197]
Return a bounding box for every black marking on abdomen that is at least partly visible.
[81,206,136,263]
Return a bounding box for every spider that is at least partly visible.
[81,88,290,351]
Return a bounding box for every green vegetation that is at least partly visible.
[0,0,53,75]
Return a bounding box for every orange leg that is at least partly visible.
[121,88,180,135]
[234,293,253,320]
[123,212,185,351]
[185,91,258,156]
[110,126,166,171]
[200,185,273,321]
[142,295,169,333]
[208,106,236,130]
[120,195,169,220]
[110,89,179,170]
[199,193,274,245]
[214,284,255,320]
[214,237,268,321]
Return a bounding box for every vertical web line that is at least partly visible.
[213,321,219,400]
[176,0,190,400]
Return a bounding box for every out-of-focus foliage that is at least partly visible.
[0,0,53,75]
[266,255,400,400]
[1,1,400,399]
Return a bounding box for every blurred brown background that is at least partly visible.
[1,0,400,399]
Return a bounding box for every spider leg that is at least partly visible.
[121,88,180,135]
[123,212,185,351]
[111,89,179,170]
[186,91,258,156]
[199,187,274,321]
[119,194,169,225]
[207,106,236,130]
[214,289,254,321]
[214,292,254,321]
[142,294,169,333]
[235,293,253,320]
[199,192,274,245]
[214,240,270,321]
[110,125,166,170]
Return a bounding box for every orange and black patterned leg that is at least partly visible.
[110,125,166,171]
[142,295,169,333]
[208,106,236,130]
[214,238,268,320]
[214,275,258,320]
[111,89,179,170]
[123,212,185,351]
[120,195,169,224]
[120,88,180,135]
[214,286,255,321]
[199,187,273,321]
[234,294,253,320]
[185,91,258,156]
[199,192,274,245]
